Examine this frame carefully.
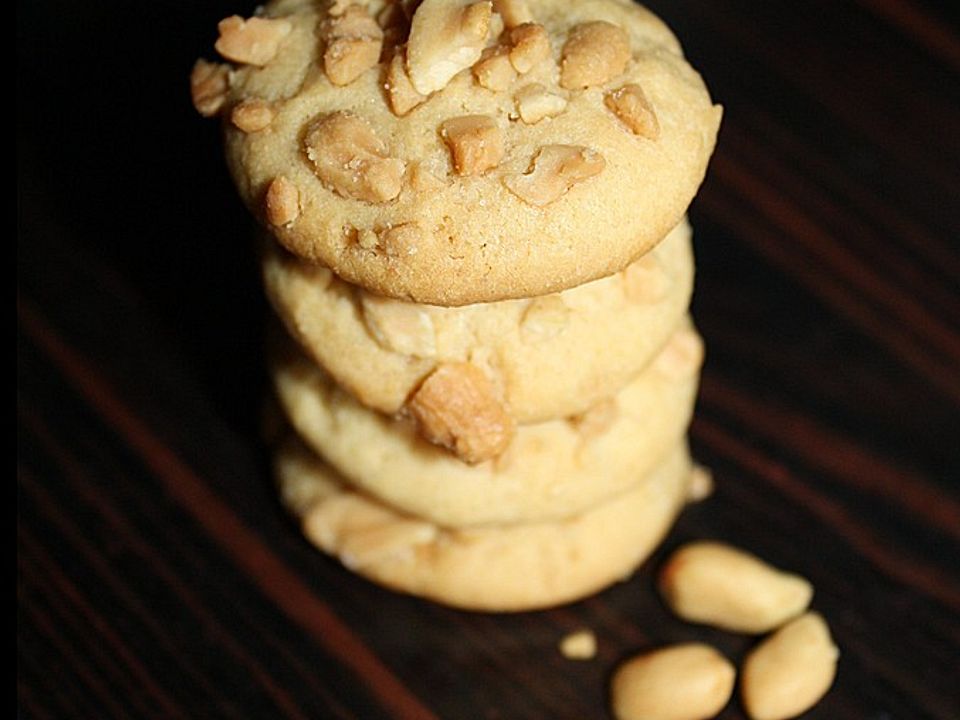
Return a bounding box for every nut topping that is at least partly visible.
[265,176,301,226]
[491,0,532,28]
[440,115,504,175]
[303,111,405,203]
[560,21,630,89]
[190,59,230,117]
[385,47,427,116]
[406,0,493,95]
[214,15,292,66]
[322,5,384,86]
[506,22,550,73]
[520,294,569,341]
[514,83,567,124]
[503,145,605,206]
[361,295,437,357]
[473,46,517,91]
[606,83,660,139]
[230,98,274,132]
[408,362,514,463]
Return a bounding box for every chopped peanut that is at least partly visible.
[408,362,514,463]
[230,98,274,132]
[492,0,532,28]
[622,253,669,303]
[473,46,517,91]
[440,115,504,175]
[322,5,384,85]
[361,295,437,357]
[215,15,292,66]
[303,111,405,203]
[606,83,660,139]
[503,145,605,206]
[379,222,423,257]
[407,0,493,95]
[265,176,301,226]
[190,59,230,117]
[506,22,550,73]
[520,294,569,341]
[514,83,566,124]
[560,21,630,89]
[385,47,427,116]
[653,326,704,379]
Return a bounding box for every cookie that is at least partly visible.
[276,435,693,611]
[192,0,722,305]
[263,216,694,429]
[271,319,704,526]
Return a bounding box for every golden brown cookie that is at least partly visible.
[276,435,693,611]
[270,319,704,526]
[263,217,694,429]
[193,0,721,305]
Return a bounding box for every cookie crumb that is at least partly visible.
[686,464,714,503]
[559,629,597,660]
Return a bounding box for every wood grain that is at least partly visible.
[18,0,960,717]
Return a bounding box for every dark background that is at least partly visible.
[18,1,960,718]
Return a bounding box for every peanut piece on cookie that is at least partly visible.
[473,46,517,91]
[606,83,660,139]
[407,0,493,95]
[504,145,605,206]
[492,0,532,28]
[303,111,405,203]
[322,5,384,86]
[506,22,550,73]
[440,115,504,175]
[215,15,292,66]
[265,176,301,226]
[560,21,630,89]
[190,59,230,117]
[515,83,567,124]
[408,362,514,463]
[652,325,704,379]
[361,295,437,357]
[231,98,275,132]
[385,48,427,115]
[622,252,669,303]
[379,222,424,257]
[520,294,569,341]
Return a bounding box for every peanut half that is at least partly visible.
[406,0,493,95]
[658,541,813,634]
[407,361,514,463]
[741,612,839,720]
[610,643,735,720]
[303,111,405,203]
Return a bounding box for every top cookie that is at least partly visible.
[192,0,721,305]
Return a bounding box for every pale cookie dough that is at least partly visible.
[271,319,704,526]
[194,0,721,305]
[276,435,693,611]
[263,217,694,427]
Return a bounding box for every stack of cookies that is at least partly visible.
[191,0,721,611]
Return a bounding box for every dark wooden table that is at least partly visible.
[18,1,960,717]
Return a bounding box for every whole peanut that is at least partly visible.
[741,612,839,720]
[658,542,813,633]
[610,643,735,720]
